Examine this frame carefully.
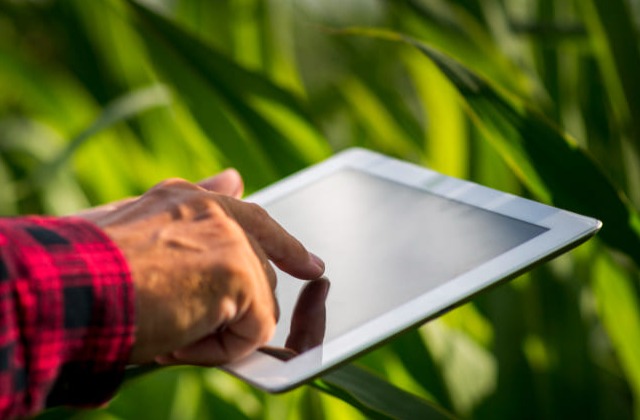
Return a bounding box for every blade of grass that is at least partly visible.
[0,44,93,134]
[201,368,263,419]
[337,27,640,266]
[0,118,92,215]
[131,30,279,187]
[313,364,456,420]
[420,320,497,416]
[388,329,454,411]
[35,84,170,185]
[581,0,640,150]
[340,76,419,157]
[391,0,539,101]
[404,50,467,176]
[593,253,640,418]
[0,158,17,215]
[580,0,640,206]
[122,361,453,419]
[298,388,326,420]
[127,1,331,184]
[169,371,202,420]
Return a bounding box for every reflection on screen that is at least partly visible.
[264,169,547,358]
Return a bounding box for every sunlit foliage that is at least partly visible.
[1,0,639,418]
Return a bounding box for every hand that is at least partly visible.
[79,170,325,366]
[76,168,245,221]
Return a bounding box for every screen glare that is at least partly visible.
[263,169,547,357]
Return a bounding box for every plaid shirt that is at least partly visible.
[0,216,134,418]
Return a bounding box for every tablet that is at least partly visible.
[223,148,601,392]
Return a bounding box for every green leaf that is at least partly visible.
[592,253,640,417]
[298,388,326,420]
[390,0,538,101]
[127,1,331,188]
[420,320,497,416]
[121,362,453,418]
[403,50,467,177]
[313,364,456,420]
[339,75,420,157]
[388,329,454,411]
[581,0,640,150]
[108,367,184,420]
[0,158,17,215]
[0,42,94,134]
[410,41,640,265]
[35,84,171,185]
[579,0,640,206]
[35,407,79,420]
[337,27,640,266]
[169,371,203,420]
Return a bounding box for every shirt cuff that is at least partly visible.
[2,216,135,411]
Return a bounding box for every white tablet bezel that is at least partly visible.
[222,148,601,392]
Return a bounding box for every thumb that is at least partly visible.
[198,168,244,198]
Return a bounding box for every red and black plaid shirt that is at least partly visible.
[0,216,135,418]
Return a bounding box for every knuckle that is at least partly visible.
[190,195,224,218]
[156,177,192,188]
[209,214,244,242]
[245,202,272,242]
[199,195,234,221]
[203,198,228,217]
[146,178,195,200]
[247,202,269,220]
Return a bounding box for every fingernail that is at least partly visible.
[323,280,331,298]
[221,168,239,179]
[222,168,243,197]
[310,253,325,273]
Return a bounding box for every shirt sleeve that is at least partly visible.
[0,216,135,418]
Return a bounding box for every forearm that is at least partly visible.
[0,216,134,418]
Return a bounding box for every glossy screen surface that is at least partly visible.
[263,169,547,357]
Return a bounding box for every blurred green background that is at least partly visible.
[2,0,640,418]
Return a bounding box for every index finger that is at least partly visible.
[217,196,325,280]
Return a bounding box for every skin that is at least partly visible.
[76,169,325,366]
[260,277,330,361]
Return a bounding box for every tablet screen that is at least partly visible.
[264,169,547,358]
